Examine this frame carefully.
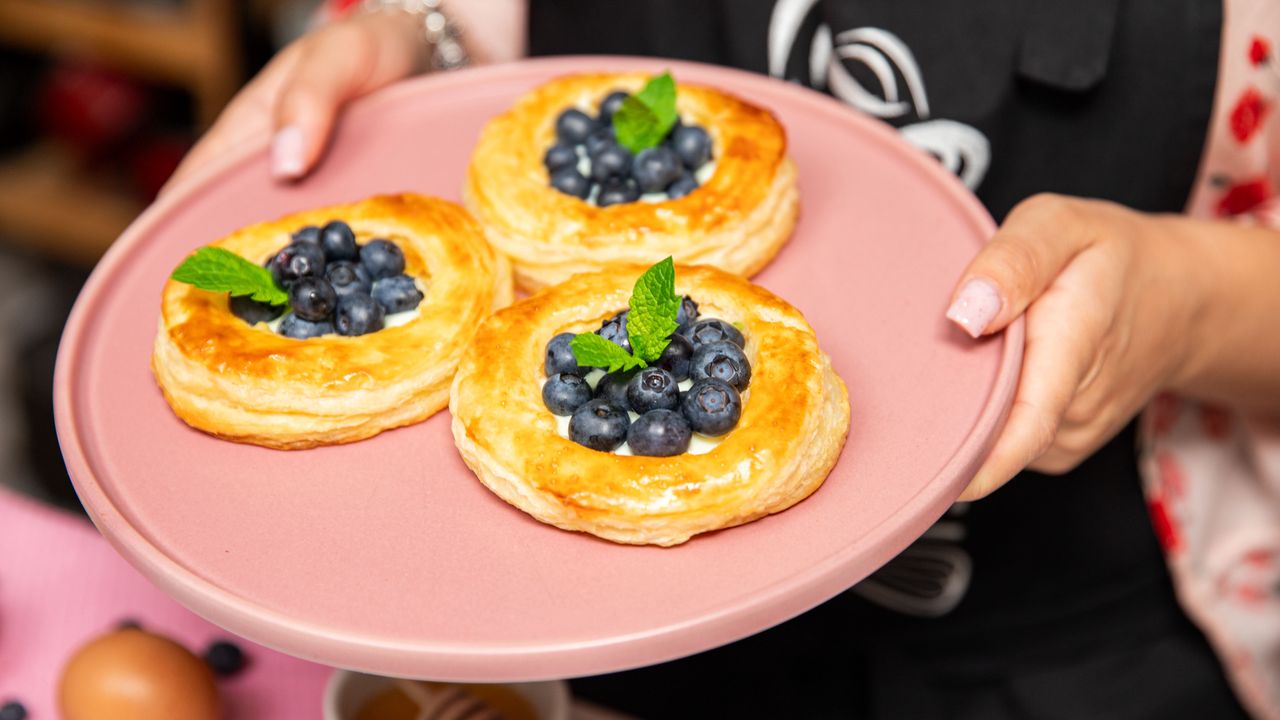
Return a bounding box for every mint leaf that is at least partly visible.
[614,97,662,154]
[626,256,681,363]
[570,333,646,373]
[612,72,678,154]
[635,72,677,130]
[171,246,288,305]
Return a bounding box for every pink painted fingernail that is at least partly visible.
[271,126,304,179]
[945,278,1002,338]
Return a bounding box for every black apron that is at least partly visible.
[530,1,1247,717]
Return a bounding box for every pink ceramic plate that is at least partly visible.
[55,57,1022,681]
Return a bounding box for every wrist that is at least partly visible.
[1155,216,1215,396]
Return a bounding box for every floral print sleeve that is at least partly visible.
[1146,3,1280,718]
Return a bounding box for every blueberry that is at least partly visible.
[0,700,27,720]
[555,108,597,144]
[585,127,617,156]
[320,220,358,262]
[667,174,700,199]
[676,296,700,333]
[590,145,633,182]
[324,260,372,299]
[597,177,640,207]
[278,314,333,339]
[543,373,592,415]
[627,367,679,413]
[654,333,695,381]
[597,310,630,352]
[598,90,629,122]
[371,274,423,313]
[686,318,745,349]
[229,294,284,325]
[690,340,752,391]
[545,332,587,376]
[544,142,579,173]
[270,242,326,287]
[359,239,405,280]
[292,225,321,244]
[672,125,712,168]
[681,379,743,436]
[632,146,682,193]
[288,277,337,321]
[334,293,385,336]
[627,409,692,457]
[204,640,248,677]
[550,168,591,199]
[569,399,630,452]
[594,370,636,409]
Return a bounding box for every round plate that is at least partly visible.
[55,57,1021,681]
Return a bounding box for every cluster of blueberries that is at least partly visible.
[230,221,425,339]
[543,298,752,457]
[545,91,714,206]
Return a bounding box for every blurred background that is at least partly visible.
[0,0,313,511]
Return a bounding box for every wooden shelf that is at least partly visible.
[0,0,243,262]
[0,0,240,126]
[0,144,141,265]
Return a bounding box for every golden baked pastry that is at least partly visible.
[153,193,512,449]
[449,264,849,546]
[464,72,798,292]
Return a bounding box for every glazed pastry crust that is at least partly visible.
[450,265,850,546]
[464,73,798,292]
[153,194,513,449]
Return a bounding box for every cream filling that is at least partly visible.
[547,369,726,456]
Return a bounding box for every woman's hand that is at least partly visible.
[947,193,1210,500]
[164,10,428,192]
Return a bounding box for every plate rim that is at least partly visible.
[53,55,1024,680]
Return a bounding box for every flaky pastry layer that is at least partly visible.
[464,73,798,292]
[153,194,512,449]
[449,265,850,546]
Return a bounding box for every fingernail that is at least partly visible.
[946,278,1002,338]
[271,126,304,179]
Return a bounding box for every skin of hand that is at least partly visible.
[947,193,1280,500]
[164,0,527,194]
[164,10,428,193]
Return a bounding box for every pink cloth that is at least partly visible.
[0,488,333,718]
[1144,3,1280,718]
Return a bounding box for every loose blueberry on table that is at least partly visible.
[0,700,26,720]
[544,74,714,206]
[245,221,421,338]
[203,639,248,678]
[541,292,751,457]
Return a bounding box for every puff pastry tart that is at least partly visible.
[464,72,798,292]
[153,193,512,449]
[449,263,849,546]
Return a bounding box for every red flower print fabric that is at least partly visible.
[1161,3,1280,718]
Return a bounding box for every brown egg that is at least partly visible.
[58,628,221,720]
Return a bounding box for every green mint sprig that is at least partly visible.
[612,72,678,154]
[570,257,680,371]
[171,246,288,305]
[569,333,646,373]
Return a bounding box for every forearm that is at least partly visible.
[1168,215,1280,413]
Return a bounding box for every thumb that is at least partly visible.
[270,13,426,180]
[945,194,1097,338]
